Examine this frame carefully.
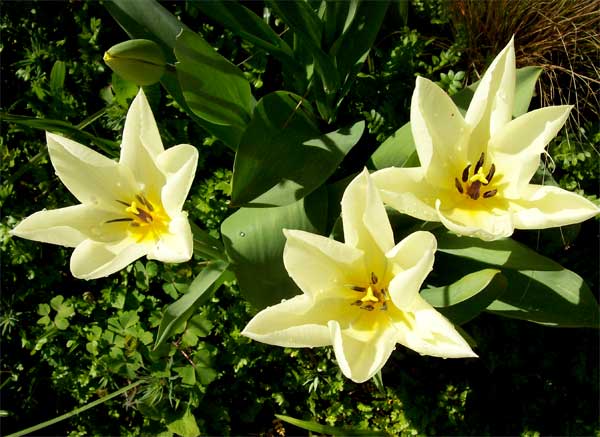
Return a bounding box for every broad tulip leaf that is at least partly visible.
[513,66,543,117]
[487,269,599,328]
[196,1,297,68]
[154,260,229,349]
[175,29,254,128]
[221,188,328,309]
[422,269,507,325]
[232,91,364,206]
[268,0,339,93]
[368,122,419,170]
[275,414,385,437]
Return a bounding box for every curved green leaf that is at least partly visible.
[232,91,364,206]
[275,414,385,436]
[368,121,419,170]
[221,188,327,309]
[175,29,254,128]
[154,260,229,349]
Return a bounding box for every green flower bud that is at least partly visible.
[104,39,166,86]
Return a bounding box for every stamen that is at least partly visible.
[136,194,154,212]
[116,200,130,207]
[454,177,464,194]
[370,272,378,285]
[483,189,498,198]
[484,164,496,185]
[474,152,485,174]
[348,285,367,292]
[351,300,362,306]
[467,180,482,200]
[380,301,388,311]
[461,164,471,183]
[361,304,375,311]
[105,218,134,224]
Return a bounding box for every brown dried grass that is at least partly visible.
[448,0,600,137]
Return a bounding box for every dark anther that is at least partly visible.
[351,300,362,306]
[136,194,154,212]
[116,200,130,207]
[483,189,498,198]
[370,272,378,285]
[136,209,154,223]
[380,302,388,311]
[461,164,471,183]
[474,152,485,174]
[484,164,496,185]
[467,180,482,200]
[361,304,375,311]
[105,218,134,224]
[454,178,464,194]
[349,285,366,292]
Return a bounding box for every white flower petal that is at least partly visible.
[147,213,193,262]
[70,237,151,280]
[121,89,164,162]
[242,294,348,348]
[157,144,199,215]
[490,105,572,197]
[391,298,476,358]
[436,199,514,241]
[386,231,437,309]
[411,76,469,184]
[511,185,600,229]
[10,205,126,247]
[47,133,136,210]
[283,229,365,297]
[341,169,393,276]
[329,317,398,383]
[465,37,516,158]
[371,167,439,222]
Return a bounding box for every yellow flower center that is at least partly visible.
[454,152,498,200]
[348,272,388,312]
[107,194,170,242]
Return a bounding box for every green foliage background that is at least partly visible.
[1,1,598,436]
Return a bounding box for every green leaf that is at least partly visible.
[368,122,419,170]
[49,61,66,94]
[268,1,339,93]
[232,91,364,206]
[513,66,543,117]
[190,222,227,261]
[174,366,196,386]
[193,348,217,385]
[221,188,328,309]
[487,269,599,328]
[154,260,229,349]
[0,113,119,158]
[422,269,507,325]
[196,2,297,68]
[166,408,200,437]
[422,269,501,307]
[275,414,386,436]
[175,29,254,128]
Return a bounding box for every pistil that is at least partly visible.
[454,153,499,200]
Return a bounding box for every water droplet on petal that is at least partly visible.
[280,298,287,303]
[239,231,246,237]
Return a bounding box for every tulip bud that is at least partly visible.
[104,39,166,86]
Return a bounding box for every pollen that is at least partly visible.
[108,194,170,242]
[454,153,498,200]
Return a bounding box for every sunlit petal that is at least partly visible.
[147,213,193,262]
[157,144,199,215]
[436,199,514,241]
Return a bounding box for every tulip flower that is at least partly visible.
[372,38,599,241]
[242,170,475,383]
[11,89,198,279]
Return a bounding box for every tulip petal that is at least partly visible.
[371,167,439,222]
[121,89,164,162]
[391,297,477,358]
[465,37,515,160]
[386,231,437,309]
[242,294,349,348]
[283,229,365,297]
[411,77,469,184]
[157,144,199,215]
[512,184,600,229]
[329,316,398,383]
[10,204,127,247]
[70,237,151,279]
[490,106,571,197]
[147,213,193,262]
[341,169,393,276]
[47,133,136,211]
[436,199,514,241]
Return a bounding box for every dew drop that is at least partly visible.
[280,298,287,303]
[239,231,246,237]
[90,226,102,237]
